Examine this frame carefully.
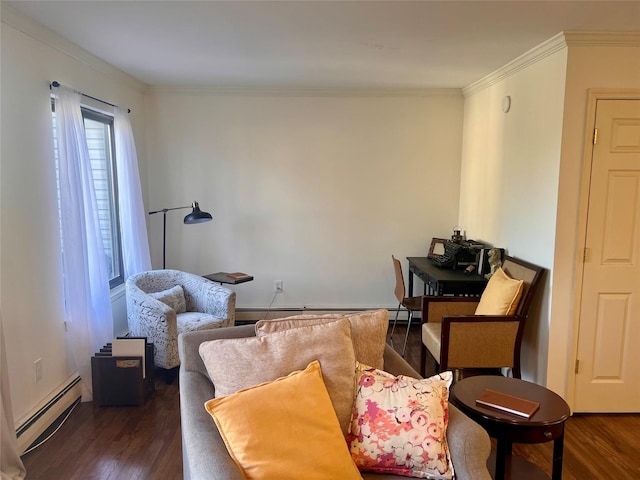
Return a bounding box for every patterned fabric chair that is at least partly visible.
[126,270,236,372]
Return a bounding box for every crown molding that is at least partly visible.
[462,32,568,97]
[147,85,463,98]
[462,31,640,97]
[1,3,147,93]
[564,31,640,46]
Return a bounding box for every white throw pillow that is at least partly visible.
[149,285,187,313]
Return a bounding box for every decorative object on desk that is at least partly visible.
[428,237,459,268]
[429,237,485,269]
[148,201,212,269]
[476,388,540,418]
[455,239,485,269]
[484,247,504,279]
[451,225,464,243]
[477,247,504,276]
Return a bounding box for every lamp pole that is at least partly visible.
[148,202,212,269]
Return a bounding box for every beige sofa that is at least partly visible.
[178,324,491,480]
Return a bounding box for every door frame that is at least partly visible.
[567,89,640,408]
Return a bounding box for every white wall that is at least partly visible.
[549,43,640,401]
[0,6,147,422]
[458,43,568,384]
[145,90,464,309]
[459,35,640,399]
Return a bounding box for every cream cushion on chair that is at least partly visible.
[474,267,524,316]
[422,323,443,362]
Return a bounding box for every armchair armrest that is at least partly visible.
[186,279,236,325]
[126,285,179,369]
[440,314,522,376]
[421,295,480,323]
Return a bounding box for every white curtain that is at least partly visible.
[55,86,113,401]
[1,321,26,480]
[114,107,151,278]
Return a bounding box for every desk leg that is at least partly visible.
[408,270,415,297]
[552,429,565,480]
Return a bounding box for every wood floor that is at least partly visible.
[22,325,640,479]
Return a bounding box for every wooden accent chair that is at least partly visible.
[420,256,544,378]
[389,255,423,356]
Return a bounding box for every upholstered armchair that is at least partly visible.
[421,256,544,379]
[126,270,236,373]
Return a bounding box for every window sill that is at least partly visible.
[110,283,126,302]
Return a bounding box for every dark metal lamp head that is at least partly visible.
[183,201,212,224]
[148,200,213,269]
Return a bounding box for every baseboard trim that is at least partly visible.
[16,373,82,454]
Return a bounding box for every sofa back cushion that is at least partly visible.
[255,309,388,370]
[199,318,356,434]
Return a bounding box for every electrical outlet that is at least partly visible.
[274,280,283,293]
[34,358,43,383]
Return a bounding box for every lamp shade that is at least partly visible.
[183,201,212,224]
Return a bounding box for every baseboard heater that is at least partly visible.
[16,373,82,455]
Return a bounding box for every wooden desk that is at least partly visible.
[407,257,487,297]
[450,375,570,480]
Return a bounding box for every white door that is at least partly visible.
[574,99,640,412]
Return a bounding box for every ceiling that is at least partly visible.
[6,0,640,89]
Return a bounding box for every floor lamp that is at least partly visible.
[148,201,212,269]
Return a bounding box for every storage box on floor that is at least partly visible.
[91,338,155,406]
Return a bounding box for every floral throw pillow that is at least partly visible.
[346,363,454,479]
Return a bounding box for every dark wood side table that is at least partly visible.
[407,257,487,296]
[203,272,254,285]
[450,375,570,480]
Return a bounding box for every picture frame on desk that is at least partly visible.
[428,238,448,258]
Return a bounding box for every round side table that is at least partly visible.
[450,375,570,480]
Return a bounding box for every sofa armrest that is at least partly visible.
[179,370,244,480]
[179,326,256,480]
[383,343,421,377]
[447,404,492,480]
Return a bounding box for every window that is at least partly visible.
[52,101,124,288]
